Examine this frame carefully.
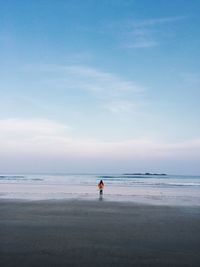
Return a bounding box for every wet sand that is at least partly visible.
[0,200,200,267]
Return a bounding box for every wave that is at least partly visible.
[0,175,25,179]
[0,176,43,181]
[0,174,199,187]
[98,176,200,187]
[101,175,163,179]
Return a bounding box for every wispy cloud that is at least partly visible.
[130,16,187,27]
[43,64,144,94]
[104,100,138,114]
[0,118,200,161]
[23,64,145,114]
[109,15,187,48]
[124,40,158,48]
[180,72,200,86]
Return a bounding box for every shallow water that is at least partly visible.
[0,174,200,205]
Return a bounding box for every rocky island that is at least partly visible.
[123,173,167,176]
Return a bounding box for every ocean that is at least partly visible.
[0,174,200,205]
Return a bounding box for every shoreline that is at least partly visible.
[0,196,200,208]
[0,199,200,267]
[1,193,200,207]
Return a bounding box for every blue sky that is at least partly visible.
[0,0,200,174]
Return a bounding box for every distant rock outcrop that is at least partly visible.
[123,173,167,176]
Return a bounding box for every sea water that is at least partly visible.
[0,174,200,206]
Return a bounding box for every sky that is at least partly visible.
[0,0,200,174]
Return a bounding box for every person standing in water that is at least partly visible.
[98,180,104,196]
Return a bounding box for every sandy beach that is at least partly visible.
[0,200,200,267]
